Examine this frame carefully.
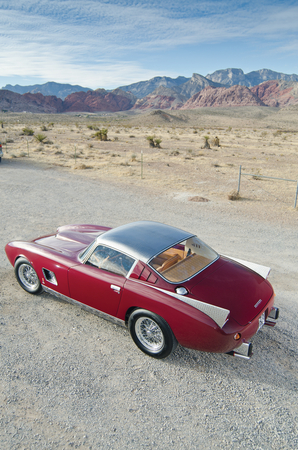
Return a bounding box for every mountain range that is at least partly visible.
[1,68,298,113]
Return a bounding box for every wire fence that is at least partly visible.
[237,165,298,208]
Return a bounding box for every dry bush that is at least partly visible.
[228,190,240,201]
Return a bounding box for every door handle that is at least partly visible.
[110,284,121,294]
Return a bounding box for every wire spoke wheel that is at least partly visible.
[135,317,165,353]
[128,309,177,359]
[15,258,42,294]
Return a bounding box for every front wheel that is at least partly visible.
[14,258,42,294]
[128,309,177,359]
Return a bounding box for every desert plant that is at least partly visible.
[212,136,220,147]
[41,125,48,131]
[22,127,34,136]
[154,138,162,148]
[228,190,240,201]
[202,136,210,149]
[100,128,108,141]
[34,133,47,143]
[146,136,162,148]
[146,136,155,147]
[93,128,108,141]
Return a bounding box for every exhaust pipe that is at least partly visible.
[226,342,253,360]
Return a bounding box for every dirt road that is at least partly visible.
[0,158,297,449]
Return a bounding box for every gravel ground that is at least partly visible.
[0,158,297,449]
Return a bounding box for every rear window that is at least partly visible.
[149,237,218,282]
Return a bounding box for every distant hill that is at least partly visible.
[174,73,224,98]
[251,80,298,107]
[206,68,298,87]
[1,81,91,100]
[0,90,63,113]
[132,86,188,110]
[1,72,298,113]
[118,76,190,98]
[180,85,265,109]
[0,88,136,113]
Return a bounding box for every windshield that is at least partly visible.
[149,237,218,282]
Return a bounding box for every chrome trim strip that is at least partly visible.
[129,280,230,329]
[42,286,126,328]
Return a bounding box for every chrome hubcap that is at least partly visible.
[135,317,164,353]
[18,264,39,291]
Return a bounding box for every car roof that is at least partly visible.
[96,220,194,263]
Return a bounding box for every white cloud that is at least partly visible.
[0,0,297,88]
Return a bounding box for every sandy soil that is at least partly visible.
[1,106,297,227]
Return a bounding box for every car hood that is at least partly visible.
[34,226,108,256]
[189,257,273,326]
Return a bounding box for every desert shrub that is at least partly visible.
[34,133,47,143]
[212,136,220,147]
[146,136,155,147]
[202,136,210,149]
[228,190,240,201]
[146,136,162,148]
[154,138,162,148]
[41,125,48,131]
[92,128,108,141]
[22,127,34,136]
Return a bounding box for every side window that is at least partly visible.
[87,245,135,277]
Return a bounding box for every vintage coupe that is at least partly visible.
[5,221,279,359]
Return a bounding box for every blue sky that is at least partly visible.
[0,0,297,89]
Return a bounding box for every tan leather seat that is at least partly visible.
[158,254,180,272]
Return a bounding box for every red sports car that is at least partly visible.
[5,221,279,359]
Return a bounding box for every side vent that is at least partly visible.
[42,268,58,286]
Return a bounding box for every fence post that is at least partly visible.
[295,181,298,208]
[237,165,242,193]
[141,150,143,179]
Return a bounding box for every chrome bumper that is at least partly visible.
[265,306,279,326]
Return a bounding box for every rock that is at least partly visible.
[180,85,265,109]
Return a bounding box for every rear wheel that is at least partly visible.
[128,309,177,359]
[15,258,42,294]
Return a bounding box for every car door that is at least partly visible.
[68,245,135,317]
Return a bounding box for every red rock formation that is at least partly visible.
[180,85,265,109]
[23,92,63,112]
[251,80,298,107]
[0,90,63,113]
[62,90,135,112]
[132,87,187,110]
